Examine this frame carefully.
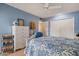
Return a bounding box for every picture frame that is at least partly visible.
[17,18,24,26]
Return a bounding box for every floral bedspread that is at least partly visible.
[26,37,79,56]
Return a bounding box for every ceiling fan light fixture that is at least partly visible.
[43,3,62,10]
[49,6,62,9]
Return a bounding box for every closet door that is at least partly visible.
[50,17,74,39]
[50,20,61,37]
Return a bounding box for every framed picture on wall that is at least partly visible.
[29,21,36,36]
[29,21,36,30]
[17,18,24,26]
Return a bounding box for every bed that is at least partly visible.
[25,36,79,56]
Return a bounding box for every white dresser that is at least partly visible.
[12,26,29,51]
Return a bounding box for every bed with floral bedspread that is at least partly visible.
[25,36,79,56]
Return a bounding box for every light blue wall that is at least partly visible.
[0,3,40,34]
[47,11,79,34]
[1,3,79,35]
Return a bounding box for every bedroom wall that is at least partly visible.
[0,3,40,34]
[46,11,79,35]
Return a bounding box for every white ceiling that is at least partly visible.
[7,3,79,18]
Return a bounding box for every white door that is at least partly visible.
[39,21,48,36]
[50,17,74,39]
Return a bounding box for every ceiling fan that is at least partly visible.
[43,3,62,10]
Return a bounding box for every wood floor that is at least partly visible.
[8,49,25,56]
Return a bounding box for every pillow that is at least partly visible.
[35,32,43,38]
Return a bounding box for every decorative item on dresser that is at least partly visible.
[1,34,14,55]
[12,26,29,51]
[13,18,24,26]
